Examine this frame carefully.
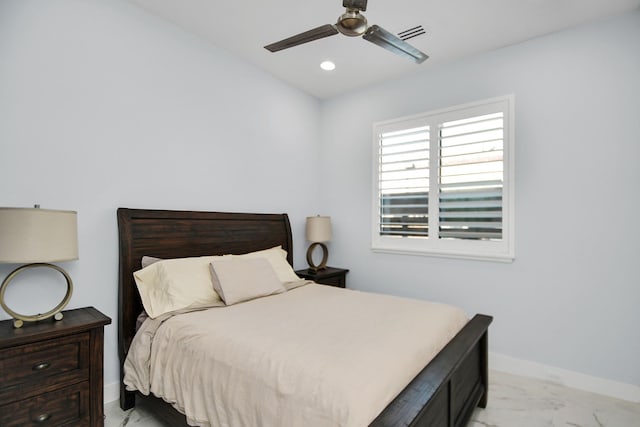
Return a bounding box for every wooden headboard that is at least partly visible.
[116,208,293,385]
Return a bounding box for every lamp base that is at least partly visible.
[306,242,329,273]
[0,263,73,328]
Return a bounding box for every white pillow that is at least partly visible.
[210,257,285,305]
[133,256,222,318]
[231,246,299,283]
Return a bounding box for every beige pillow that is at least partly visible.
[133,256,222,318]
[231,246,299,283]
[210,257,285,305]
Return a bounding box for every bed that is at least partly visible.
[117,208,493,426]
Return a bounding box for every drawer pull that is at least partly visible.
[32,362,51,371]
[33,414,51,423]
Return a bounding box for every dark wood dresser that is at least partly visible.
[0,307,111,427]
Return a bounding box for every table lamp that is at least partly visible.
[0,206,78,328]
[306,215,332,272]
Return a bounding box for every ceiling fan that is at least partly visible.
[264,0,428,64]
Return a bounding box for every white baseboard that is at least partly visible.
[104,381,120,404]
[490,352,640,403]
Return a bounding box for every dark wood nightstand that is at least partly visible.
[0,306,111,427]
[296,267,349,288]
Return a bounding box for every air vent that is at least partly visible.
[397,25,426,41]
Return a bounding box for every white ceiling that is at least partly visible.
[129,0,640,99]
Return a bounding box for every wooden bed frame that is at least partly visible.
[117,208,493,427]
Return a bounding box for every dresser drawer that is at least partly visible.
[0,381,90,427]
[0,333,89,403]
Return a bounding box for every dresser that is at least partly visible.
[0,307,111,427]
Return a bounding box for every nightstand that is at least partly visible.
[296,267,349,288]
[0,307,111,427]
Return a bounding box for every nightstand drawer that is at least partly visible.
[0,333,89,403]
[0,381,90,427]
[317,275,346,287]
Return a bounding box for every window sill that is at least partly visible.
[371,246,515,263]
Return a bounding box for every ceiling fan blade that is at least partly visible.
[264,24,339,52]
[363,24,428,64]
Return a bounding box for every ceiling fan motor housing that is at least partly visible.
[336,9,368,36]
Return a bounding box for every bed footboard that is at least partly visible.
[122,314,492,426]
[370,314,493,427]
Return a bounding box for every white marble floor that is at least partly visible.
[105,370,640,426]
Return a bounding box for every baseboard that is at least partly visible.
[104,381,120,404]
[490,352,640,403]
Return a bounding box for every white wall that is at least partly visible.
[320,10,640,389]
[0,0,321,389]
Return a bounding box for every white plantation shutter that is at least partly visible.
[439,113,504,240]
[372,95,514,261]
[378,125,430,237]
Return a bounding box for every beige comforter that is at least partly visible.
[124,283,468,427]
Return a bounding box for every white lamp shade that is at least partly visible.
[306,216,332,243]
[0,207,78,263]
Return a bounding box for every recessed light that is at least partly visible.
[320,61,336,71]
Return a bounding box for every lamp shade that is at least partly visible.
[306,216,332,243]
[0,207,78,263]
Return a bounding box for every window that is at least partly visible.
[372,95,514,261]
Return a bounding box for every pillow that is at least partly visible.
[231,246,300,283]
[133,255,222,318]
[210,257,285,305]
